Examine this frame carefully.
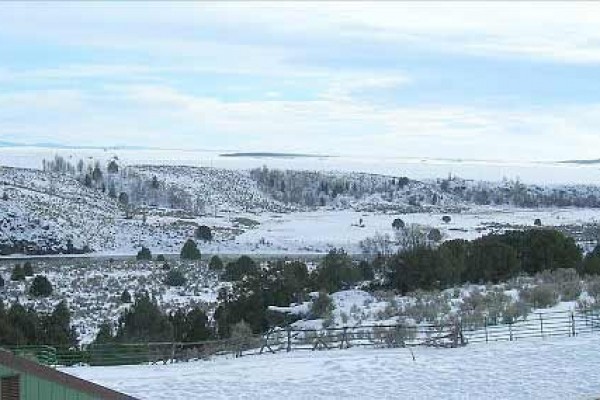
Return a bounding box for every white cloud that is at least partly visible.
[2,84,600,162]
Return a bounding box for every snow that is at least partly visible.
[64,334,600,399]
[2,146,600,185]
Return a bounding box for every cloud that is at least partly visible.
[2,84,600,162]
[1,2,600,162]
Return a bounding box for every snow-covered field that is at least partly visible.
[231,207,600,254]
[64,334,600,400]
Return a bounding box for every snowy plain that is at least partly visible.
[65,334,600,400]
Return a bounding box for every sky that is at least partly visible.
[1,1,600,161]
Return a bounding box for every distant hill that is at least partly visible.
[220,152,330,159]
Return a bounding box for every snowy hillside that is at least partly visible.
[3,156,600,256]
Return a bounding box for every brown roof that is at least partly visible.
[0,349,139,400]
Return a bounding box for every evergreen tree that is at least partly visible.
[392,218,405,230]
[29,275,53,297]
[84,174,92,187]
[94,322,114,344]
[151,175,160,189]
[23,261,34,277]
[223,256,259,281]
[209,255,224,271]
[43,301,77,346]
[164,270,186,287]
[107,160,119,174]
[0,275,4,288]
[118,192,129,205]
[120,290,132,304]
[10,264,25,281]
[136,246,152,261]
[108,184,117,199]
[195,225,213,242]
[180,239,201,260]
[116,292,173,342]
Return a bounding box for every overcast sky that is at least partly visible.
[1,2,600,161]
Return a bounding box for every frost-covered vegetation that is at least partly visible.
[2,229,600,348]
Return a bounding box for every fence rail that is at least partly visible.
[4,309,600,367]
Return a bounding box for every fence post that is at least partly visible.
[484,317,488,344]
[509,321,513,341]
[340,327,348,349]
[539,314,544,339]
[571,311,576,337]
[286,326,292,352]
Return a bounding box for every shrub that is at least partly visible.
[558,280,582,302]
[136,246,152,261]
[521,284,559,309]
[120,290,132,303]
[156,254,166,262]
[23,262,34,277]
[502,301,531,324]
[29,275,53,297]
[195,225,213,242]
[311,292,334,319]
[223,256,258,281]
[10,264,25,281]
[164,270,186,287]
[209,255,224,271]
[180,239,201,260]
[586,279,600,301]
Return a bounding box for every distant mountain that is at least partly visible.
[560,158,600,165]
[220,152,330,159]
[0,140,148,151]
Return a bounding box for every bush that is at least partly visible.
[521,284,559,309]
[120,290,132,304]
[136,246,152,261]
[502,301,531,324]
[586,279,600,301]
[310,292,334,319]
[558,280,582,302]
[156,254,166,262]
[23,262,34,276]
[29,275,53,297]
[180,239,201,260]
[223,256,258,281]
[195,225,213,242]
[164,270,186,287]
[10,264,25,281]
[209,255,224,271]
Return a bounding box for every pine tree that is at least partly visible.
[209,255,224,271]
[10,264,25,281]
[136,246,152,261]
[164,270,186,287]
[23,262,34,277]
[195,225,213,242]
[30,275,53,297]
[120,290,132,303]
[180,239,201,260]
[107,160,119,174]
[94,322,114,344]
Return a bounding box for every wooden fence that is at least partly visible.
[5,308,600,367]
